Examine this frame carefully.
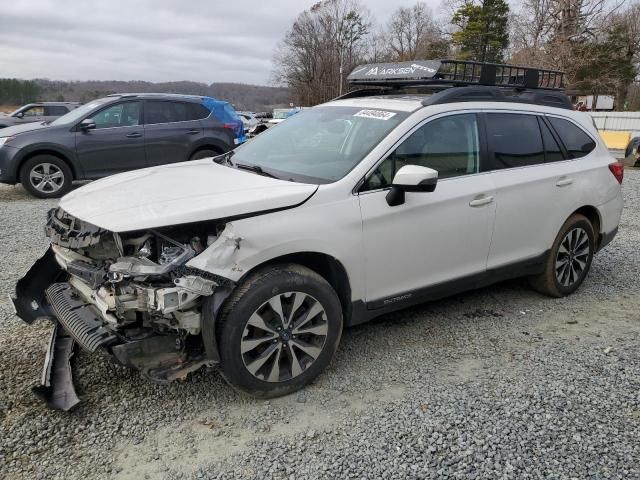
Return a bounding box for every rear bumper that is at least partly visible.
[598,226,618,251]
[597,190,623,249]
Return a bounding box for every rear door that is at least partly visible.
[483,111,579,269]
[143,100,205,166]
[75,100,146,178]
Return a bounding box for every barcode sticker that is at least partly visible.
[354,109,397,120]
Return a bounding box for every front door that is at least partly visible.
[358,113,496,306]
[14,105,44,124]
[75,100,146,178]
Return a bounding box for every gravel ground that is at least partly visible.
[1,172,639,480]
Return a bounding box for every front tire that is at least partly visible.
[20,155,72,198]
[529,213,595,297]
[216,264,343,398]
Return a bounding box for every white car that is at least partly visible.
[12,60,623,409]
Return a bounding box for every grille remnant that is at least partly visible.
[45,282,118,352]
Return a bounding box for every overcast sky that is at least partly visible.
[0,0,441,86]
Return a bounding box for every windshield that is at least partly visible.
[50,98,111,126]
[231,105,409,183]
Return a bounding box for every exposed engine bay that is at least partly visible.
[13,207,236,410]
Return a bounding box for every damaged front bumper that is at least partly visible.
[32,324,80,412]
[12,241,231,411]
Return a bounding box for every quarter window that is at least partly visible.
[548,117,596,159]
[187,103,210,120]
[362,113,480,191]
[486,113,544,169]
[93,102,141,129]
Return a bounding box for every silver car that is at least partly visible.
[0,102,81,128]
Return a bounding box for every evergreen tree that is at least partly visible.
[451,0,510,63]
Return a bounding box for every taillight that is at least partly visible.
[608,161,624,184]
[224,122,240,134]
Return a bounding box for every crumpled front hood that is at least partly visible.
[59,159,318,231]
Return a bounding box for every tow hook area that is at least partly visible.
[32,324,80,412]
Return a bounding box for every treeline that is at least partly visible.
[274,0,640,110]
[0,79,293,112]
[0,79,41,105]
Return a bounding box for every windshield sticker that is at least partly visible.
[354,109,397,121]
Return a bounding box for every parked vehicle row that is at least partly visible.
[0,93,245,198]
[11,59,623,411]
[237,111,269,137]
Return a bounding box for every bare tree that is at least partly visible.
[386,3,443,61]
[509,0,630,90]
[272,0,372,105]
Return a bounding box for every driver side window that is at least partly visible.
[93,101,141,129]
[362,113,480,191]
[21,106,44,117]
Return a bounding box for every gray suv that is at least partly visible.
[0,102,81,128]
[0,94,242,198]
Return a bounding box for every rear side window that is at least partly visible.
[44,105,69,116]
[539,119,565,162]
[547,117,596,158]
[486,113,544,169]
[145,101,208,124]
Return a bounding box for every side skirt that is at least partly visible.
[347,251,549,327]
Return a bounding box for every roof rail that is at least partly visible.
[347,59,564,91]
[422,86,573,110]
[105,93,206,99]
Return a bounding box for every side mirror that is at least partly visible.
[386,165,438,207]
[80,118,96,131]
[15,112,24,118]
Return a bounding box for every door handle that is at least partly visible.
[469,194,494,207]
[126,132,142,138]
[186,129,200,135]
[556,177,573,187]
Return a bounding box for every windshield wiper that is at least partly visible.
[235,163,280,180]
[214,150,235,166]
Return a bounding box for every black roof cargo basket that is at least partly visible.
[347,59,564,90]
[341,59,571,109]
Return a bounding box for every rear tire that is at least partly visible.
[20,155,72,199]
[529,213,595,297]
[190,149,222,160]
[216,264,343,398]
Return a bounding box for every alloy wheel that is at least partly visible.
[240,291,328,383]
[29,163,65,193]
[555,227,590,287]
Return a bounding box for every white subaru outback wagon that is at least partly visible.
[12,60,623,410]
